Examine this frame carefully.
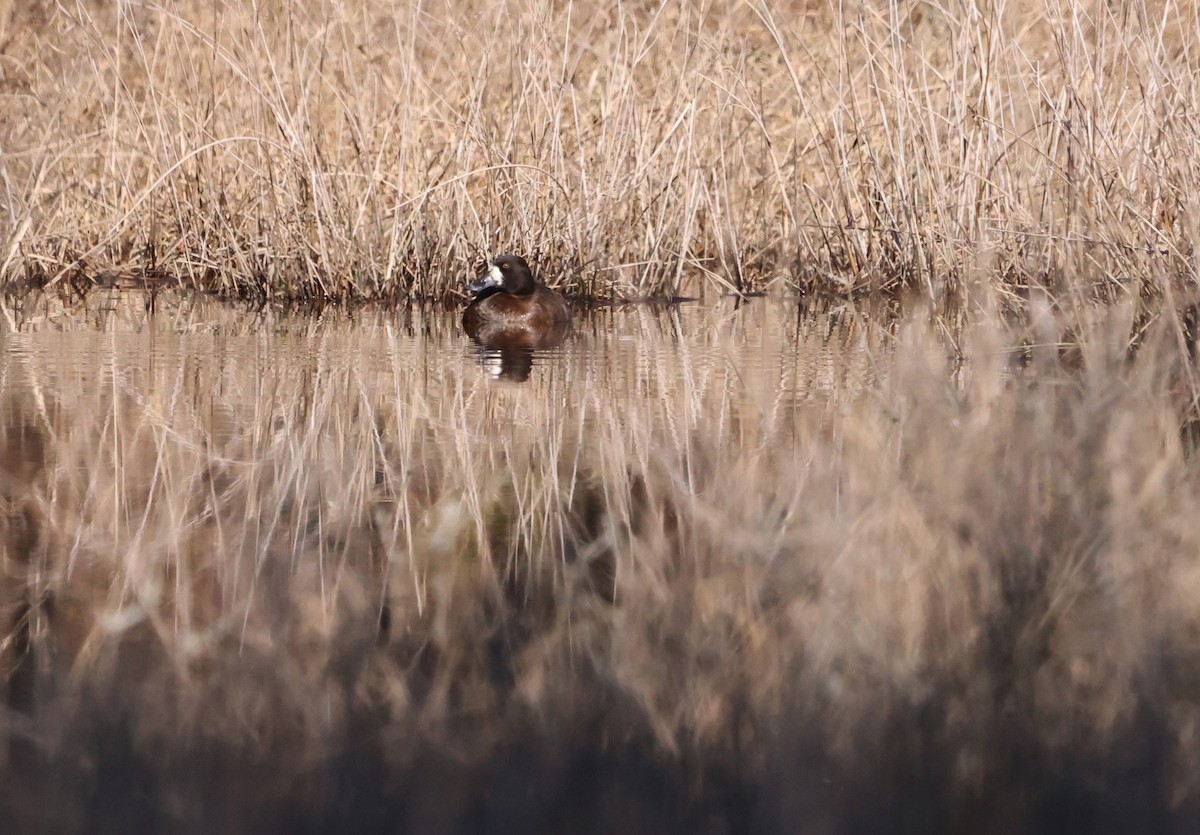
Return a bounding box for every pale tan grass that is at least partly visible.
[0,0,1197,302]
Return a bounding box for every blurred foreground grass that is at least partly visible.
[0,292,1198,830]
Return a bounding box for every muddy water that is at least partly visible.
[0,291,881,392]
[0,294,884,463]
[0,292,895,834]
[0,293,1187,833]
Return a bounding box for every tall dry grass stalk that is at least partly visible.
[1,0,1197,302]
[1,292,1200,828]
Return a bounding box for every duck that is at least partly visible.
[462,254,573,350]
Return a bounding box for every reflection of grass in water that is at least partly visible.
[1,1,1197,300]
[1,295,1200,828]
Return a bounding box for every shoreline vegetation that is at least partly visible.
[1,0,1200,830]
[0,0,1197,304]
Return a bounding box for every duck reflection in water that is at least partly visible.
[463,254,572,381]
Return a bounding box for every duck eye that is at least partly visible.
[499,263,510,272]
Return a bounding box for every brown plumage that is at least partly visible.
[462,254,572,350]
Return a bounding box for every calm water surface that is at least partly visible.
[0,291,896,834]
[0,293,1187,833]
[0,292,884,402]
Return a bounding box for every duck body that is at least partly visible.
[462,254,572,350]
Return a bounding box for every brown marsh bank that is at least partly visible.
[2,0,1199,301]
[1,292,1200,832]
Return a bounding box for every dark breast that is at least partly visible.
[463,286,572,350]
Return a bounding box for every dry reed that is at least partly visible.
[1,0,1197,302]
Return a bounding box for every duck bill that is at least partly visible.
[467,264,503,294]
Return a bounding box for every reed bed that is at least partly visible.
[2,0,1198,302]
[0,291,1198,830]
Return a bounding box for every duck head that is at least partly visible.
[467,254,537,297]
